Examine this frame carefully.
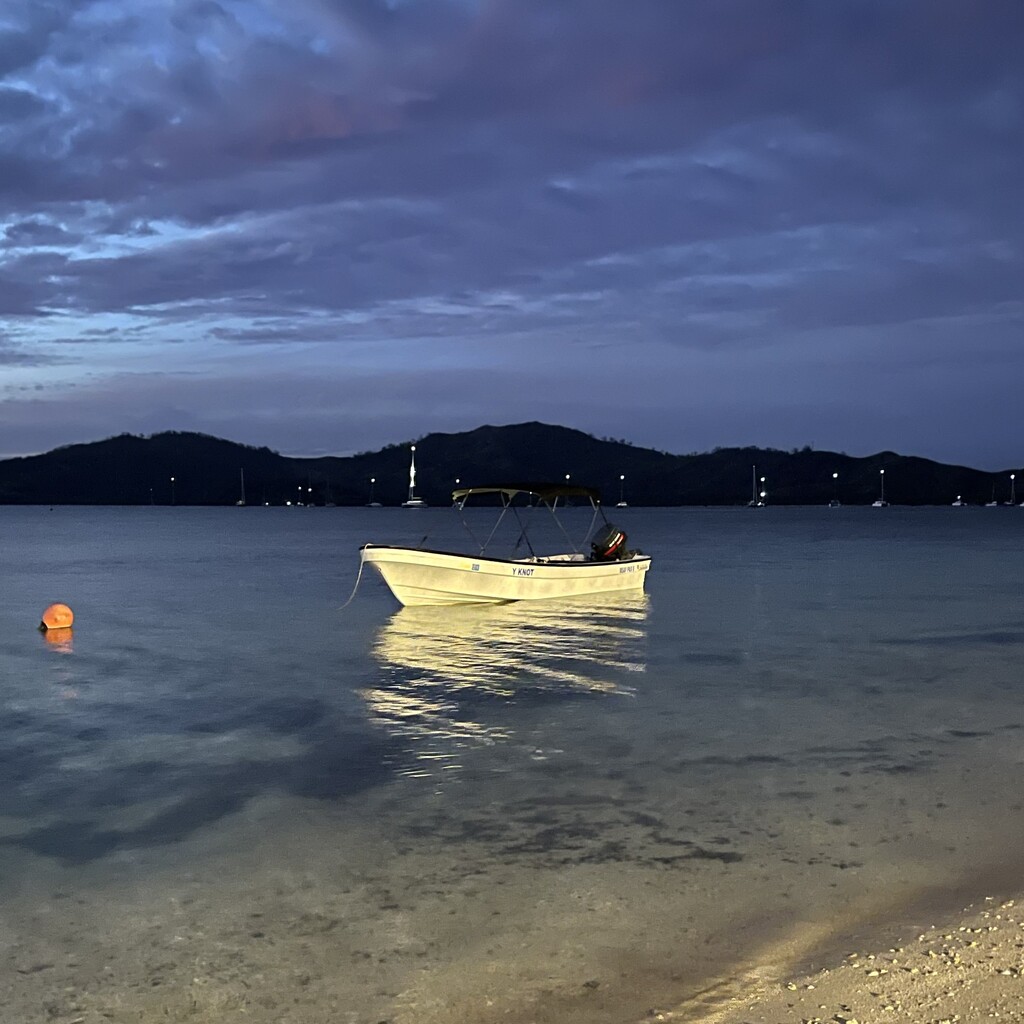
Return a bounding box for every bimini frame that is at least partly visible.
[450,483,606,559]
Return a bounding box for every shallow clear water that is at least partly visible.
[1,505,1022,1023]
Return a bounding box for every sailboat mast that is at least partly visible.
[408,445,417,501]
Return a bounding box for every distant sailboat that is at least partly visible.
[367,476,382,508]
[747,465,764,506]
[615,474,628,508]
[952,495,966,506]
[872,469,889,507]
[985,484,998,507]
[235,469,246,506]
[401,445,427,508]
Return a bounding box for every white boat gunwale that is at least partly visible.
[360,542,650,569]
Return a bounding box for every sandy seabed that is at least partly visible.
[7,867,1024,1024]
[4,703,1024,1024]
[4,779,1024,1024]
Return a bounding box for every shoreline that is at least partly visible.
[686,892,1024,1024]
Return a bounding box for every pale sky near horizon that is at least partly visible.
[1,1,1022,468]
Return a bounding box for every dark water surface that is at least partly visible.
[1,506,1022,1023]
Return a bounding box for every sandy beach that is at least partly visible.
[700,896,1024,1024]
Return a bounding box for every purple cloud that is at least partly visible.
[0,0,1020,466]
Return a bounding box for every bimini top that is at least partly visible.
[452,482,601,504]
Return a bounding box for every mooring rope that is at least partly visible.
[338,554,367,610]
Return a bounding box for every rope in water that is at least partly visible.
[338,555,367,610]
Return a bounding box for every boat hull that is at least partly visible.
[361,544,651,607]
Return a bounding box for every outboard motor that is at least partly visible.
[591,522,628,561]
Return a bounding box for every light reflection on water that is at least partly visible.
[40,627,75,654]
[364,595,648,776]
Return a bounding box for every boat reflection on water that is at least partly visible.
[362,594,649,778]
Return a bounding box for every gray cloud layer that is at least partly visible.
[1,0,1021,465]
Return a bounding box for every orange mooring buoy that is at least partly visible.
[40,603,74,630]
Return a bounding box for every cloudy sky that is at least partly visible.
[1,0,1021,467]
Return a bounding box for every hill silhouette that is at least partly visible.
[0,423,1016,506]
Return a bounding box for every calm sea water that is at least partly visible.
[1,505,1022,1023]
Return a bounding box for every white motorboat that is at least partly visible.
[361,483,651,607]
